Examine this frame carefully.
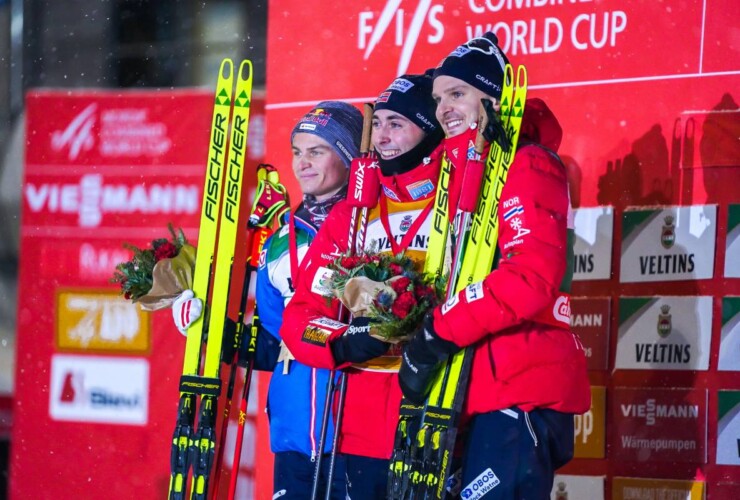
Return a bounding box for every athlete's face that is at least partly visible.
[291,133,348,201]
[371,109,427,160]
[432,75,496,138]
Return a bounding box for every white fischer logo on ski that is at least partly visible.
[357,0,445,75]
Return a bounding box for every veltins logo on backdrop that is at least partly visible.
[657,305,672,338]
[49,354,149,425]
[51,103,172,160]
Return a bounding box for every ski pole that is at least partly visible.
[225,166,289,499]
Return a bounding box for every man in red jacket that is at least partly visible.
[280,72,445,499]
[398,32,591,498]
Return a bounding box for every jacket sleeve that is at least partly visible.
[255,234,286,340]
[279,202,353,369]
[434,145,569,347]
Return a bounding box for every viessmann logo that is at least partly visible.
[24,174,199,227]
[358,0,445,75]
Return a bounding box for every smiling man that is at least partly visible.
[278,73,445,499]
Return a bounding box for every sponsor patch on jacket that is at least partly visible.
[310,267,334,297]
[503,205,524,221]
[460,468,500,500]
[441,293,460,315]
[258,249,267,268]
[467,140,476,160]
[302,326,330,346]
[302,317,346,346]
[407,179,435,200]
[382,185,401,202]
[464,282,484,303]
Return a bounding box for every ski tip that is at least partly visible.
[219,58,234,78]
[516,65,527,88]
[238,59,253,83]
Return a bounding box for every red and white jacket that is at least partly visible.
[280,98,590,460]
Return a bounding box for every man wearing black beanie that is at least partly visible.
[277,72,447,499]
[392,32,591,499]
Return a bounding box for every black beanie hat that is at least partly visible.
[433,32,510,100]
[373,72,440,134]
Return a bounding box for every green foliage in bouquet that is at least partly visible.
[111,224,190,301]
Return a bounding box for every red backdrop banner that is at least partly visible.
[12,90,267,499]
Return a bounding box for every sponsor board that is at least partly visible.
[49,354,149,425]
[620,205,717,283]
[573,207,614,281]
[717,390,740,465]
[719,297,740,371]
[570,297,610,370]
[551,474,604,500]
[615,296,712,371]
[56,289,150,353]
[611,387,707,463]
[612,476,704,500]
[574,386,606,459]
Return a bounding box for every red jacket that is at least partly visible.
[434,98,590,416]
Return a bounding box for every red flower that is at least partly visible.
[154,242,178,261]
[340,256,361,269]
[389,263,404,276]
[390,277,411,294]
[392,291,417,319]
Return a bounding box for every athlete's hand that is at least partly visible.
[172,290,203,336]
[481,98,510,152]
[330,317,390,365]
[398,312,459,404]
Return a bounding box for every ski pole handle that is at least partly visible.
[348,103,380,208]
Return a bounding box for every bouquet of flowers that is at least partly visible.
[111,224,196,311]
[325,248,446,342]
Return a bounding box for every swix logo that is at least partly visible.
[358,0,445,75]
[25,173,199,227]
[352,159,377,202]
[51,104,97,160]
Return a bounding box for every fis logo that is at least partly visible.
[52,104,97,160]
[358,0,445,75]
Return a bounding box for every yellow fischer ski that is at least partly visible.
[167,58,254,500]
[189,59,253,500]
[169,58,235,500]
